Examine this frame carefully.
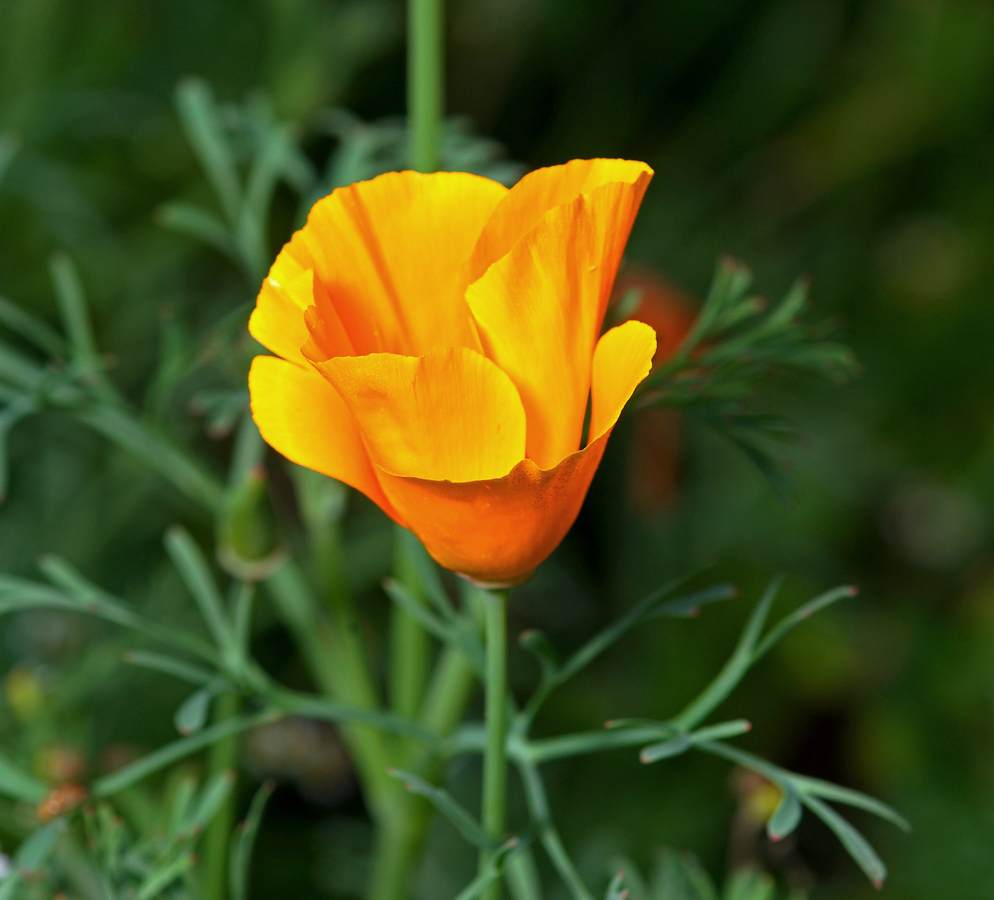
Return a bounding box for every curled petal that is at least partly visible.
[249,267,319,364]
[589,320,657,442]
[312,347,527,483]
[248,356,403,523]
[467,159,653,284]
[270,171,508,357]
[466,175,652,469]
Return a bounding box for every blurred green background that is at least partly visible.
[2,0,994,897]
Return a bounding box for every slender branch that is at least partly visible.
[479,588,508,900]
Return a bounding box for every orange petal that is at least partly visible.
[270,171,508,357]
[248,355,403,523]
[313,347,527,483]
[466,176,652,469]
[375,435,612,586]
[467,159,653,284]
[589,320,657,442]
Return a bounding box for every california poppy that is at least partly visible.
[249,159,656,585]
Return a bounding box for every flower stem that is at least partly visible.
[201,690,240,900]
[408,0,444,172]
[479,587,509,899]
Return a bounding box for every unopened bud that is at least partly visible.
[216,466,286,581]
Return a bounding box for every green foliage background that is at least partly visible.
[1,0,993,897]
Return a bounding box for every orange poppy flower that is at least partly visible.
[248,159,657,585]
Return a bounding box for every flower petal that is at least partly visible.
[248,355,403,523]
[313,347,527,483]
[467,159,653,284]
[589,320,657,443]
[271,171,508,358]
[466,176,652,469]
[375,437,610,586]
[249,267,319,364]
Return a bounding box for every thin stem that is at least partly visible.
[389,526,432,721]
[517,760,595,900]
[201,691,240,900]
[408,0,444,172]
[479,587,508,900]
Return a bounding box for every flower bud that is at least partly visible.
[216,465,286,581]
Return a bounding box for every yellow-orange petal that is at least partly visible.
[268,171,508,358]
[374,434,612,586]
[313,347,527,483]
[467,159,653,284]
[249,267,319,364]
[466,176,652,470]
[589,320,657,443]
[248,355,403,523]
[374,324,655,585]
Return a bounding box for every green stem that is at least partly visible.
[518,760,594,900]
[408,0,444,172]
[390,527,432,722]
[201,691,240,900]
[264,563,396,823]
[479,588,508,900]
[367,636,480,900]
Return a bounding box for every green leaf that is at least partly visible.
[694,740,899,887]
[48,251,99,368]
[124,651,216,686]
[519,629,560,678]
[229,780,275,900]
[452,837,526,900]
[15,820,65,871]
[648,584,738,619]
[722,868,775,900]
[174,681,227,736]
[395,527,453,620]
[0,394,37,502]
[185,770,236,833]
[650,849,718,900]
[0,341,44,391]
[165,526,236,660]
[156,201,238,258]
[640,720,752,764]
[605,872,628,900]
[175,78,241,224]
[766,788,802,841]
[91,711,274,797]
[505,847,543,900]
[134,851,196,900]
[265,689,441,745]
[752,585,857,664]
[802,795,887,888]
[0,295,65,357]
[0,747,47,803]
[556,574,699,685]
[791,775,910,832]
[387,768,492,850]
[167,775,198,840]
[0,874,20,900]
[670,577,783,732]
[383,577,453,644]
[31,556,218,662]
